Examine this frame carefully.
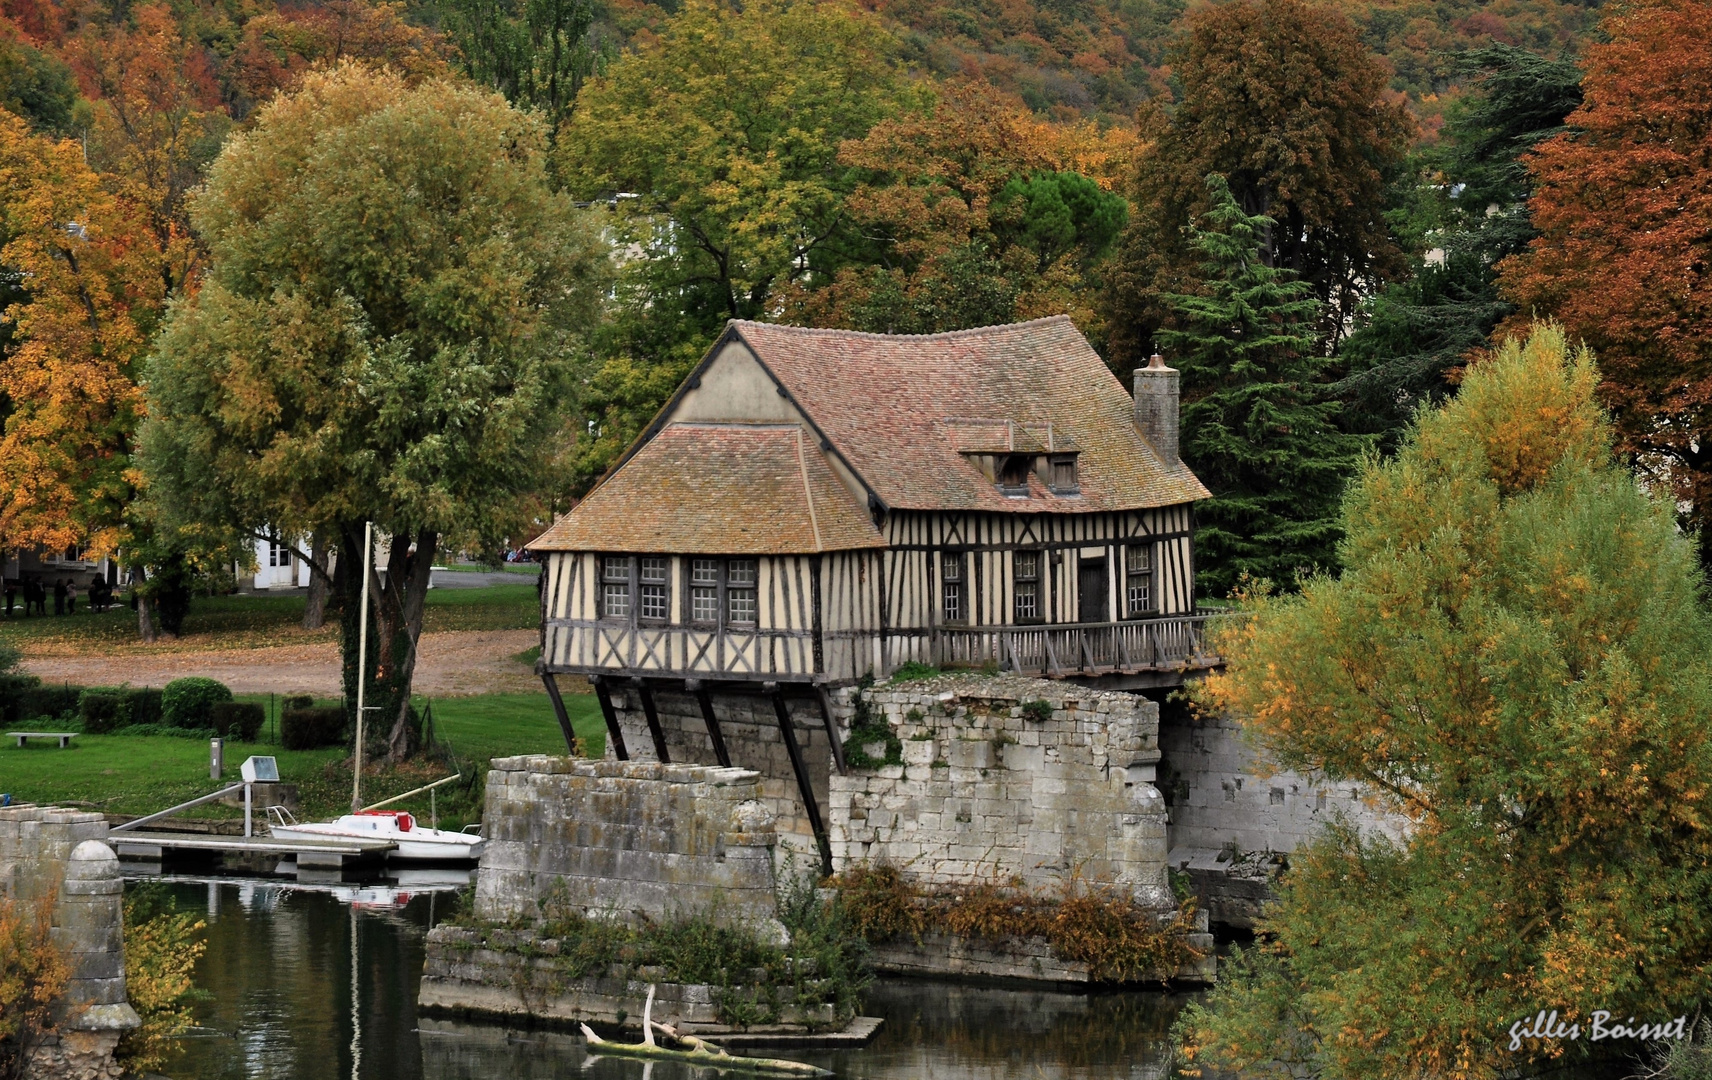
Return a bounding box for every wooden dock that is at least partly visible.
[112,831,396,869]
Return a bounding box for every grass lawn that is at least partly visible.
[0,583,539,654]
[0,691,605,830]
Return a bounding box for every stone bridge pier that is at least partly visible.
[0,806,140,1080]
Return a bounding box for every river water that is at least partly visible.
[142,877,1189,1080]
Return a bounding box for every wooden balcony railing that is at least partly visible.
[931,613,1227,678]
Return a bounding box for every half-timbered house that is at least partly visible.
[529,316,1216,863]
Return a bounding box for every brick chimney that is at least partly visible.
[1133,353,1180,470]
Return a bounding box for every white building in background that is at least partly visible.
[240,532,434,592]
[247,535,315,591]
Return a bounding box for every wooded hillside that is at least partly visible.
[0,0,1602,133]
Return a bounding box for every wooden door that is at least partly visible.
[1078,555,1108,623]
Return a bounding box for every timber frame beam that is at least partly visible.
[767,681,832,876]
[687,679,733,768]
[590,675,629,760]
[541,672,579,755]
[634,678,671,762]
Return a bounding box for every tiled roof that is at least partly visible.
[729,316,1209,512]
[530,424,885,553]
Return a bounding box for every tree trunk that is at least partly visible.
[382,528,438,764]
[302,533,330,630]
[333,523,439,766]
[133,562,157,643]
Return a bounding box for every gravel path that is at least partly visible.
[20,629,542,696]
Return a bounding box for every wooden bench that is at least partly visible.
[8,732,76,749]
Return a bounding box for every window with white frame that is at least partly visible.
[727,559,758,625]
[638,557,669,620]
[601,556,631,618]
[691,559,719,622]
[1126,545,1154,615]
[269,540,291,568]
[1014,550,1041,622]
[942,552,966,623]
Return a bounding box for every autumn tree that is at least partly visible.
[1336,44,1583,447]
[1103,0,1414,370]
[228,0,449,115]
[1162,175,1365,593]
[1497,0,1712,568]
[65,2,227,295]
[0,110,163,578]
[1182,325,1712,1078]
[142,65,606,761]
[554,0,903,491]
[781,80,1133,339]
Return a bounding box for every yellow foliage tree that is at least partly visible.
[0,108,164,558]
[1180,324,1712,1078]
[0,891,68,1075]
[115,890,206,1074]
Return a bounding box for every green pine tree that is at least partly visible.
[1334,45,1584,446]
[1161,174,1369,596]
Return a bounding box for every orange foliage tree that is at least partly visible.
[781,79,1135,338]
[66,2,226,293]
[0,110,163,558]
[1498,0,1712,563]
[229,0,447,112]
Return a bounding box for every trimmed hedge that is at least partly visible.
[78,691,126,733]
[2,684,82,725]
[281,706,345,750]
[210,702,264,742]
[161,677,232,730]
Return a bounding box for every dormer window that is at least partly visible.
[998,455,1032,497]
[1050,455,1080,495]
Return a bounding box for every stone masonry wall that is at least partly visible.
[0,805,140,1080]
[829,674,1172,908]
[1157,707,1405,857]
[475,757,785,941]
[605,687,848,863]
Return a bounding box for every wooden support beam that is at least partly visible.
[634,678,671,763]
[688,680,732,768]
[816,685,847,777]
[767,682,832,876]
[541,673,579,755]
[591,675,628,761]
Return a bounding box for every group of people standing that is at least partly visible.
[2,575,114,617]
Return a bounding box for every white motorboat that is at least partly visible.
[267,808,486,863]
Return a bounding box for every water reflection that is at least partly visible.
[145,879,1190,1080]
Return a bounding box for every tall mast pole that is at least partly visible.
[351,521,372,813]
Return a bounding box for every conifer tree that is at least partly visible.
[1161,175,1367,595]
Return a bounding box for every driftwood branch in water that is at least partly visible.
[578,984,831,1077]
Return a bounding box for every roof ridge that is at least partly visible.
[666,421,801,431]
[728,314,1076,344]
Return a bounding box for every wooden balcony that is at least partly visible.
[931,613,1227,681]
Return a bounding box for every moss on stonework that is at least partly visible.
[447,873,871,1029]
[827,863,1202,984]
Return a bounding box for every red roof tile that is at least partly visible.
[531,424,885,553]
[730,317,1209,512]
